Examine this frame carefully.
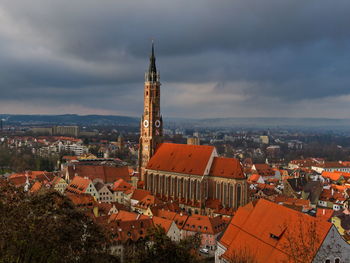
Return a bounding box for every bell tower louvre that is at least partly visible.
[138,42,163,180]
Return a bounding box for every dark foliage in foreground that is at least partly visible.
[0,179,207,263]
[124,226,202,263]
[0,180,117,263]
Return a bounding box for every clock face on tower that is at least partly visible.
[155,120,161,128]
[143,120,149,128]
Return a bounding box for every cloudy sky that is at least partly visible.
[0,0,349,118]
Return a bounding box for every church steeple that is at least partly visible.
[149,42,156,72]
[139,41,163,181]
[146,42,159,82]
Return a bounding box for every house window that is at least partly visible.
[335,258,340,263]
[325,260,330,263]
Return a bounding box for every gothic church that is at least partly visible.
[138,44,247,213]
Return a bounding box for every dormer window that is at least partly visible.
[270,233,280,240]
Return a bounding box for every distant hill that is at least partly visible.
[1,114,350,130]
[0,114,139,126]
[172,117,350,130]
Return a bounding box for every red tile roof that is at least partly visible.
[107,218,153,243]
[182,215,226,235]
[130,189,151,201]
[67,165,130,183]
[256,183,276,190]
[109,210,149,222]
[54,136,81,142]
[112,178,133,192]
[319,188,346,202]
[209,157,245,179]
[151,208,177,220]
[9,171,53,186]
[219,199,332,263]
[95,202,114,215]
[152,216,174,233]
[316,208,334,221]
[248,174,261,183]
[289,158,323,168]
[66,193,96,208]
[8,174,27,187]
[136,194,163,209]
[273,196,310,208]
[146,143,215,176]
[322,171,343,181]
[253,164,275,177]
[205,199,222,210]
[173,213,189,228]
[66,176,91,194]
[320,162,346,168]
[30,181,43,193]
[153,201,182,213]
[51,176,65,186]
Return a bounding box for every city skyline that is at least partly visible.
[0,1,350,118]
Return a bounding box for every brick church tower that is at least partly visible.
[138,43,163,180]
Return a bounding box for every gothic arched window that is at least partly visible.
[229,185,234,207]
[236,184,242,208]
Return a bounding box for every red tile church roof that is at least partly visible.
[146,143,215,176]
[209,157,245,179]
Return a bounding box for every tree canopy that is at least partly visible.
[124,226,202,263]
[0,180,116,263]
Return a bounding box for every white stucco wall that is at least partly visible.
[167,222,181,242]
[215,242,227,263]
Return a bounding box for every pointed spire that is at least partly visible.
[148,41,157,75]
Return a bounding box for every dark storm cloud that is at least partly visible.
[0,0,350,117]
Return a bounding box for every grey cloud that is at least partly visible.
[0,0,349,117]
